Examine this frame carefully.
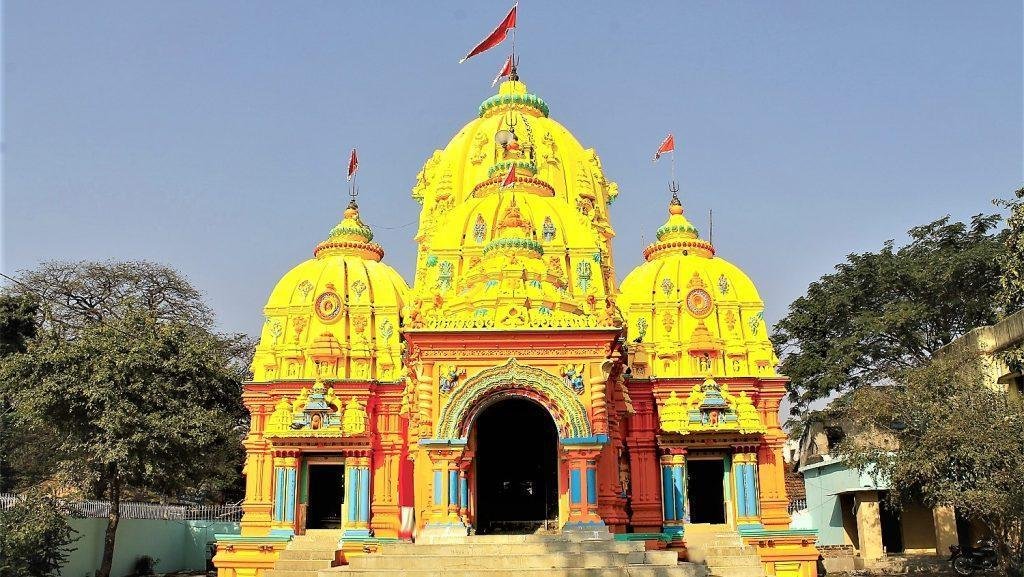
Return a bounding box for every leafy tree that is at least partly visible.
[0,261,250,577]
[996,187,1024,315]
[0,491,78,577]
[772,214,1004,415]
[0,294,41,492]
[837,352,1024,577]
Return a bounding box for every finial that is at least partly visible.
[668,182,683,215]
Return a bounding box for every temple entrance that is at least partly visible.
[687,459,726,524]
[306,464,345,529]
[474,397,558,534]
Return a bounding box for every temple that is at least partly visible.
[215,78,818,576]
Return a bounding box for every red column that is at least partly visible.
[624,379,662,533]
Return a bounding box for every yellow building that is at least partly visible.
[215,77,819,577]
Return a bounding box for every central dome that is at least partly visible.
[407,79,622,330]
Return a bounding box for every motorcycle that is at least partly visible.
[949,539,999,575]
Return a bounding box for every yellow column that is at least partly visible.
[855,491,884,560]
[933,506,958,554]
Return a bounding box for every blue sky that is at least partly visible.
[4,1,1021,337]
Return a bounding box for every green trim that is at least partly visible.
[655,223,699,241]
[737,524,818,538]
[479,93,550,118]
[327,223,373,242]
[614,532,673,542]
[488,160,538,178]
[482,237,544,257]
[214,534,293,543]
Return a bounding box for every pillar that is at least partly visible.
[417,440,469,541]
[756,436,792,529]
[659,449,686,539]
[562,445,606,532]
[855,491,885,560]
[624,381,663,533]
[270,451,299,535]
[933,506,958,554]
[239,401,275,536]
[341,455,372,540]
[732,448,760,525]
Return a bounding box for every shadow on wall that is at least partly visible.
[61,519,240,577]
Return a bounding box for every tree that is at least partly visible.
[996,187,1024,315]
[0,294,42,492]
[836,352,1024,577]
[0,261,250,577]
[772,214,1005,416]
[0,491,78,577]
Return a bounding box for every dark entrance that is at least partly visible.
[306,464,345,529]
[474,397,558,534]
[879,492,905,554]
[687,459,726,524]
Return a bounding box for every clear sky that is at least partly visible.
[4,1,1021,338]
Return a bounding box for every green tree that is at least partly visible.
[0,294,42,492]
[837,352,1024,576]
[772,214,1004,416]
[0,491,77,577]
[0,261,250,577]
[996,187,1024,315]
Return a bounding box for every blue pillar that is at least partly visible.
[586,468,598,505]
[342,456,372,541]
[285,467,297,522]
[359,466,371,523]
[743,463,758,516]
[459,475,469,511]
[671,464,685,521]
[570,469,582,504]
[661,465,675,520]
[273,466,285,522]
[735,461,748,517]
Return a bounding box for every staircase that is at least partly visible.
[317,531,707,577]
[266,529,343,577]
[683,525,765,577]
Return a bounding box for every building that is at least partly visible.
[214,76,818,576]
[796,418,958,572]
[796,308,1024,571]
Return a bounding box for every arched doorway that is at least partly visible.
[473,397,558,534]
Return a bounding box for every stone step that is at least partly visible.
[325,566,706,577]
[274,559,336,571]
[287,543,341,551]
[380,540,646,556]
[703,554,762,567]
[422,532,614,544]
[279,549,338,560]
[267,570,321,577]
[350,551,641,570]
[705,566,764,577]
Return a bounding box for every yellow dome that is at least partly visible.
[618,195,778,378]
[253,201,410,383]
[408,79,621,329]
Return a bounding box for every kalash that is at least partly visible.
[214,77,819,577]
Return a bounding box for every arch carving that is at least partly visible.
[435,358,592,439]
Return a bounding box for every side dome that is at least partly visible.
[252,200,410,383]
[618,194,777,378]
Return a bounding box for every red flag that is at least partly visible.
[653,134,675,162]
[492,55,514,87]
[347,148,358,181]
[500,163,516,188]
[459,3,517,63]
